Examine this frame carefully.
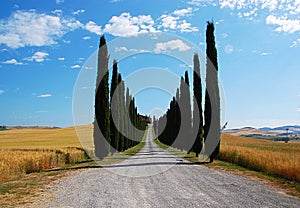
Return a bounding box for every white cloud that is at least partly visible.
[83,36,91,40]
[199,41,205,45]
[266,15,300,33]
[104,13,158,37]
[173,8,193,17]
[114,46,151,53]
[84,66,93,70]
[188,0,217,7]
[160,15,178,30]
[58,57,65,61]
[154,39,191,53]
[290,39,300,48]
[217,0,300,45]
[115,46,129,52]
[37,93,52,98]
[0,10,83,48]
[260,52,272,56]
[25,51,49,62]
[71,64,81,69]
[56,0,64,4]
[2,58,25,65]
[0,90,4,95]
[297,108,300,112]
[85,21,102,35]
[216,19,224,25]
[52,10,62,15]
[158,9,198,33]
[221,33,228,38]
[177,20,198,32]
[225,45,234,54]
[73,9,85,15]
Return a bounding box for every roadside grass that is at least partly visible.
[154,132,300,198]
[0,126,147,207]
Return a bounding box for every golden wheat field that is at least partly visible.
[219,134,300,182]
[0,126,93,182]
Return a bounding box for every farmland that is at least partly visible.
[218,134,300,182]
[0,126,90,182]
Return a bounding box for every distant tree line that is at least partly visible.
[0,125,7,130]
[94,36,148,160]
[154,21,220,163]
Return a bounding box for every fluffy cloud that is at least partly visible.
[173,8,193,17]
[154,39,191,53]
[58,57,65,61]
[219,0,300,33]
[0,10,83,48]
[104,13,158,37]
[37,93,52,98]
[266,15,300,33]
[158,8,198,33]
[0,90,4,95]
[2,58,25,65]
[25,52,49,62]
[85,21,102,35]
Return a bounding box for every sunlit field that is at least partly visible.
[0,126,92,182]
[218,134,300,182]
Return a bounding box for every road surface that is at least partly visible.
[48,125,300,207]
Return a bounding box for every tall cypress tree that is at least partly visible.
[184,71,193,153]
[125,88,131,150]
[94,35,110,160]
[118,74,125,151]
[204,21,220,163]
[177,77,185,151]
[193,54,203,157]
[110,60,119,154]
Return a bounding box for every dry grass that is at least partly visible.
[218,134,300,182]
[0,126,90,182]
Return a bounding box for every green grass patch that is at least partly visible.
[0,184,18,195]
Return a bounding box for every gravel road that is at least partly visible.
[48,125,300,208]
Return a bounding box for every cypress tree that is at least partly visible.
[110,60,119,154]
[177,77,186,151]
[125,88,131,150]
[193,54,203,157]
[184,71,193,153]
[94,35,110,160]
[204,21,220,163]
[174,88,181,149]
[118,74,125,151]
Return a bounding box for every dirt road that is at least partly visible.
[48,125,300,207]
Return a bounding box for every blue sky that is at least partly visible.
[0,0,299,128]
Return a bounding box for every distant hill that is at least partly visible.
[224,125,300,141]
[6,126,60,130]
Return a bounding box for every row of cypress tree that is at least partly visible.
[94,35,147,160]
[154,21,220,162]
